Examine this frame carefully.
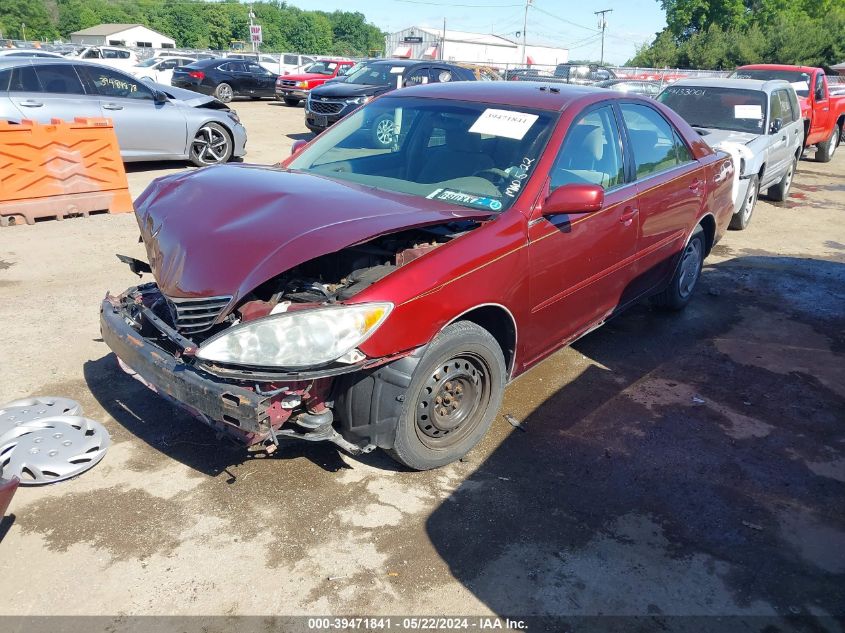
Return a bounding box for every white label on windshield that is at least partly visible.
[735,104,762,119]
[469,109,539,140]
[328,63,337,69]
[790,81,808,90]
[390,66,405,74]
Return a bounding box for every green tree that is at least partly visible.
[0,0,59,41]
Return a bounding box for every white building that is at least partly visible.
[70,24,176,49]
[386,26,568,67]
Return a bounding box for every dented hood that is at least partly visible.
[134,164,490,304]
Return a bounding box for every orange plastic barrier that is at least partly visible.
[0,117,133,226]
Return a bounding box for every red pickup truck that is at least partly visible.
[275,59,355,106]
[731,64,845,162]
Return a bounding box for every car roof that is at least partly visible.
[388,80,611,111]
[0,57,78,68]
[736,64,818,74]
[669,77,792,92]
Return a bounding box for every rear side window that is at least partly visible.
[7,66,40,91]
[34,64,86,95]
[550,104,624,190]
[221,62,245,73]
[620,103,686,179]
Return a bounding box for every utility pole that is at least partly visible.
[521,0,532,65]
[594,9,612,66]
[441,18,446,61]
[21,23,26,44]
[249,5,256,52]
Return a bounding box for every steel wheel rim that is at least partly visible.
[192,126,229,164]
[415,354,490,449]
[830,128,839,158]
[375,118,394,145]
[218,84,232,101]
[678,238,702,299]
[784,162,794,193]
[741,182,757,222]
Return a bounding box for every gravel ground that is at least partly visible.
[0,99,843,629]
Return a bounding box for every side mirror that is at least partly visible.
[769,117,783,134]
[543,183,604,215]
[290,139,308,155]
[153,90,167,105]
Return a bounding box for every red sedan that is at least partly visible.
[102,82,735,470]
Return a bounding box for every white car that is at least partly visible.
[68,46,139,70]
[0,49,64,58]
[130,56,196,84]
[227,52,317,75]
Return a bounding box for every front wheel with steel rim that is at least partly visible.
[815,125,840,163]
[730,174,758,230]
[388,321,506,470]
[214,82,233,103]
[189,122,233,166]
[767,157,797,202]
[652,225,706,311]
[371,114,396,148]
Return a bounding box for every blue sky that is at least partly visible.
[286,0,666,64]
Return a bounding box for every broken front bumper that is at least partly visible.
[100,295,275,441]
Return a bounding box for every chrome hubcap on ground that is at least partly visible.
[678,239,702,299]
[192,126,229,164]
[375,119,395,146]
[416,355,488,448]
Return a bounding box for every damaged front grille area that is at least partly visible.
[166,295,232,335]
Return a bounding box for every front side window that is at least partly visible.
[7,66,41,92]
[769,91,784,126]
[776,90,795,123]
[34,64,86,94]
[83,66,152,100]
[814,73,825,100]
[82,49,101,59]
[550,105,624,190]
[288,97,556,212]
[657,86,767,134]
[621,103,685,178]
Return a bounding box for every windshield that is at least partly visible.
[288,97,556,212]
[658,86,767,134]
[729,69,810,97]
[344,64,403,86]
[136,58,159,68]
[304,61,338,76]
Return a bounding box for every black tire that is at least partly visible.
[189,122,233,166]
[214,82,233,103]
[371,114,396,148]
[652,225,705,311]
[283,97,300,106]
[729,175,758,230]
[386,321,506,470]
[815,124,840,163]
[767,157,797,202]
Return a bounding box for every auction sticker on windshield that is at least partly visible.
[470,109,539,140]
[735,104,762,119]
[427,188,503,211]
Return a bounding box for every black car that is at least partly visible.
[171,58,278,103]
[304,59,476,138]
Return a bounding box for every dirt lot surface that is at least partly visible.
[0,99,843,628]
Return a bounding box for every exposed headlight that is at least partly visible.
[347,96,373,105]
[196,303,392,369]
[296,81,309,88]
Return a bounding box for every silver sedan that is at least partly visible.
[0,58,246,166]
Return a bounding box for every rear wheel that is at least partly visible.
[387,322,506,470]
[652,225,705,311]
[815,125,840,163]
[767,158,796,202]
[189,122,233,166]
[729,175,758,230]
[214,82,233,103]
[283,97,300,106]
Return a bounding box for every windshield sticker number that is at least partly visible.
[505,157,536,198]
[735,104,762,119]
[665,87,706,96]
[427,188,503,211]
[469,109,539,140]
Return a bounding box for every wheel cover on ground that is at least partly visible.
[415,354,490,449]
[678,238,702,299]
[192,125,229,164]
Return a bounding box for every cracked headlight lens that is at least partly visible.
[196,303,392,368]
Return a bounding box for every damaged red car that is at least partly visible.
[101,82,735,470]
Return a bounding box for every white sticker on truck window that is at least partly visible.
[469,109,539,140]
[735,104,762,119]
[390,66,405,74]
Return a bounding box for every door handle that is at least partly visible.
[620,206,638,226]
[102,103,123,110]
[19,100,43,107]
[689,178,703,194]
